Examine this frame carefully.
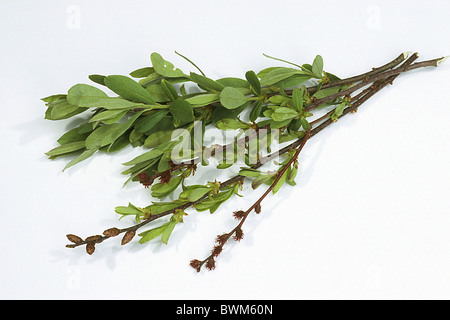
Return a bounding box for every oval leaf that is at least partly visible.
[67,84,108,107]
[220,87,249,109]
[104,75,156,104]
[150,52,187,78]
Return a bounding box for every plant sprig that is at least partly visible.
[44,51,447,271]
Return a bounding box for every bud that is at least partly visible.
[66,234,82,244]
[255,203,261,214]
[103,227,120,237]
[121,230,136,245]
[86,243,95,255]
[85,235,102,242]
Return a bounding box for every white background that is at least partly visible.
[1,0,449,300]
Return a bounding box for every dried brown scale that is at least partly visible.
[121,230,136,246]
[66,234,83,244]
[103,227,120,237]
[86,243,95,255]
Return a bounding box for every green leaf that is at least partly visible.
[300,117,310,130]
[63,148,98,171]
[138,223,169,244]
[216,77,249,89]
[194,187,235,213]
[103,134,129,153]
[161,221,177,245]
[184,93,220,106]
[275,75,312,88]
[144,130,173,148]
[88,74,106,86]
[145,83,170,102]
[259,67,306,86]
[89,109,128,123]
[130,67,154,78]
[238,168,262,178]
[160,79,178,101]
[179,186,212,202]
[150,52,187,78]
[169,99,194,126]
[147,201,185,216]
[42,94,66,103]
[271,107,298,122]
[273,170,288,194]
[105,110,145,151]
[104,75,156,104]
[279,130,305,143]
[67,84,108,107]
[220,87,249,109]
[57,123,94,145]
[292,87,304,112]
[312,86,341,100]
[215,118,250,130]
[50,99,84,119]
[287,163,298,186]
[251,174,274,190]
[46,141,86,157]
[85,123,125,150]
[245,70,261,95]
[151,175,183,199]
[331,102,346,121]
[87,97,143,110]
[122,149,164,166]
[268,95,291,105]
[249,101,263,122]
[115,203,145,217]
[256,67,279,79]
[270,119,292,129]
[211,102,249,123]
[135,110,169,133]
[190,72,224,92]
[312,55,324,77]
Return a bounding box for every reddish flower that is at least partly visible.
[212,245,223,257]
[233,210,246,220]
[205,257,216,271]
[159,171,172,184]
[189,259,203,272]
[136,172,154,188]
[233,227,244,242]
[216,233,229,245]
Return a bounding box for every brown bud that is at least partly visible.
[255,203,261,214]
[85,235,102,242]
[121,230,136,245]
[86,243,95,255]
[66,234,83,244]
[103,227,120,237]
